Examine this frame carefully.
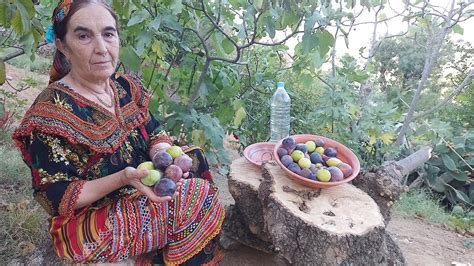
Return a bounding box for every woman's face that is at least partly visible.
[57,4,119,82]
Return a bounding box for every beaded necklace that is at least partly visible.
[89,84,114,108]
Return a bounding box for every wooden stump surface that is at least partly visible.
[227,157,404,265]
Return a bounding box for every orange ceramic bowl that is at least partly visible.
[273,134,360,189]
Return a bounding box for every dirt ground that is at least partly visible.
[2,64,474,265]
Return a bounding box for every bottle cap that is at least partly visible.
[277,81,285,87]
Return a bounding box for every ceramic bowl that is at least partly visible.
[243,142,276,166]
[273,134,360,189]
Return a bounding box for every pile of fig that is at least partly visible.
[138,146,193,196]
[277,136,353,182]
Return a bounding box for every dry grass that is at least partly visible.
[0,138,50,262]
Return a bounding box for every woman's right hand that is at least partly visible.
[121,167,178,203]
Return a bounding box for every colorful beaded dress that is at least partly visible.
[12,74,225,264]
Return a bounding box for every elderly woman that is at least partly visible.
[12,0,225,264]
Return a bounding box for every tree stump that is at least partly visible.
[226,157,405,265]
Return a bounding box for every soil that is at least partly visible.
[2,64,473,265]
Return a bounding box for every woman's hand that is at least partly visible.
[121,167,178,203]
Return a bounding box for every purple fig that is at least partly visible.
[153,151,173,170]
[154,177,177,197]
[174,154,193,172]
[328,166,344,182]
[337,162,353,178]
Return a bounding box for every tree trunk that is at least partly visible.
[352,147,431,221]
[394,0,456,146]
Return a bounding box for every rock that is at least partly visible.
[220,234,243,250]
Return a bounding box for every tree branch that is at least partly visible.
[187,58,210,110]
[394,0,457,146]
[1,42,48,62]
[412,69,473,120]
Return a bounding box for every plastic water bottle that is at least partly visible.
[270,81,291,142]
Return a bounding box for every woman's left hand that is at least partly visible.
[122,167,178,203]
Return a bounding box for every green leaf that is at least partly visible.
[427,176,447,193]
[304,12,320,35]
[191,129,206,146]
[360,0,371,9]
[447,171,468,182]
[434,143,449,153]
[446,184,473,206]
[215,103,234,124]
[120,46,141,71]
[317,29,335,57]
[311,52,324,69]
[0,4,7,26]
[149,16,162,30]
[281,11,299,28]
[210,34,227,56]
[18,0,35,18]
[439,172,454,183]
[127,9,148,27]
[378,13,386,21]
[301,33,318,54]
[15,1,31,33]
[113,0,131,18]
[170,0,183,14]
[198,82,209,100]
[453,136,466,149]
[300,73,314,88]
[221,38,234,54]
[265,16,276,38]
[151,40,165,58]
[345,0,355,9]
[11,10,23,33]
[162,14,183,32]
[233,106,246,126]
[19,32,34,56]
[232,99,244,110]
[0,60,5,85]
[135,31,152,56]
[442,154,457,171]
[200,114,225,148]
[452,24,464,35]
[254,0,263,10]
[425,164,440,177]
[32,27,42,47]
[112,0,122,13]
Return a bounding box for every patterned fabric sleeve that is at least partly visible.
[144,112,173,146]
[26,132,88,217]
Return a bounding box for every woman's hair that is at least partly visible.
[49,0,119,83]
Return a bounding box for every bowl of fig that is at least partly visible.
[273,134,360,189]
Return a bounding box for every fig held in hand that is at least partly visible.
[153,151,173,170]
[174,154,193,172]
[140,169,162,186]
[154,177,177,197]
[165,164,183,183]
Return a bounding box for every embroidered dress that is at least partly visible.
[12,74,224,264]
